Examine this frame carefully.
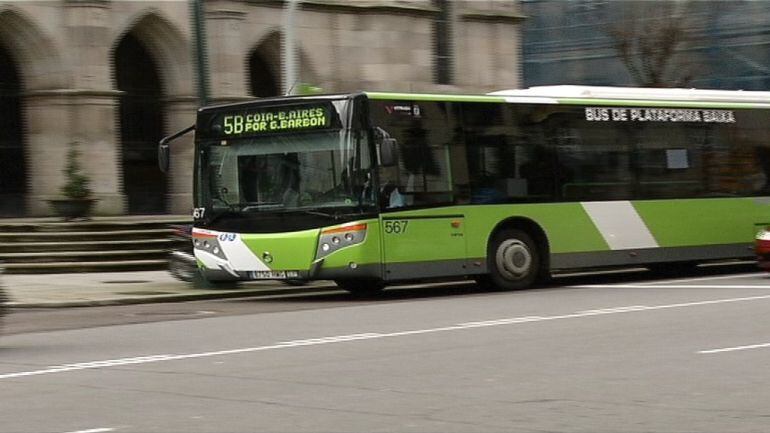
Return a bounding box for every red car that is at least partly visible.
[756,228,770,270]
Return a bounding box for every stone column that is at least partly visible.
[24,92,72,216]
[61,0,125,214]
[206,1,249,103]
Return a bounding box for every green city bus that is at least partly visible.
[159,86,770,294]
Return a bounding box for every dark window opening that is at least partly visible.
[115,32,167,214]
[0,43,25,216]
[249,52,280,97]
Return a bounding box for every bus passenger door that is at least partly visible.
[381,215,467,281]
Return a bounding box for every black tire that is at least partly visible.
[283,279,307,286]
[484,228,540,290]
[168,257,198,283]
[335,279,385,297]
[189,270,240,289]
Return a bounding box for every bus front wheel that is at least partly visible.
[482,228,540,291]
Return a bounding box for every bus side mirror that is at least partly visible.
[376,127,397,167]
[158,141,170,173]
[157,125,195,173]
[380,138,397,167]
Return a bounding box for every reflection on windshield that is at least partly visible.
[199,130,375,215]
[238,153,300,208]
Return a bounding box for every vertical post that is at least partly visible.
[283,0,300,95]
[191,0,210,105]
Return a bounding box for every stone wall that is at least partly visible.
[0,0,522,216]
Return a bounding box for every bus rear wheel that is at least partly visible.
[335,279,385,297]
[483,228,540,291]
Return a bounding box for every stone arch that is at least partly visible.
[0,7,65,91]
[249,31,282,97]
[113,10,192,98]
[112,10,192,214]
[0,8,64,216]
[248,29,319,96]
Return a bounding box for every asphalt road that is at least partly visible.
[1,266,769,433]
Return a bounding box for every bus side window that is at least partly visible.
[370,100,457,208]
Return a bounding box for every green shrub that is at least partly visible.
[61,144,92,199]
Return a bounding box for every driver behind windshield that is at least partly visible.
[238,153,300,206]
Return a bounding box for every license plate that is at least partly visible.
[248,270,299,279]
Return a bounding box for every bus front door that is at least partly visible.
[381,215,467,281]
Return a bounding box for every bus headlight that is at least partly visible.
[193,235,227,260]
[316,223,367,259]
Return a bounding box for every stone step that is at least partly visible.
[2,259,169,274]
[0,217,190,233]
[0,249,169,264]
[0,229,174,243]
[0,238,183,253]
[0,216,190,274]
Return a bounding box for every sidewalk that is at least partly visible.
[2,271,338,308]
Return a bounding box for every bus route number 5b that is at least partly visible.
[384,220,409,234]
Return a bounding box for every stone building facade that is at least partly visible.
[0,0,523,217]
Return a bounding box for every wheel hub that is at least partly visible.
[496,239,532,280]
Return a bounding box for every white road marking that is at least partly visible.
[577,305,650,314]
[575,284,770,289]
[628,272,764,285]
[2,293,770,381]
[62,428,115,433]
[698,342,770,354]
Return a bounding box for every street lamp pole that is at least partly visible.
[283,0,300,95]
[191,0,210,105]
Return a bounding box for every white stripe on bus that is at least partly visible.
[581,201,659,250]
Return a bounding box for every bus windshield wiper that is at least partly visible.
[288,206,373,219]
[235,202,285,211]
[298,209,338,218]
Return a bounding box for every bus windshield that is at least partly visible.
[196,100,375,218]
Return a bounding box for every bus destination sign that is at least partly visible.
[212,104,333,138]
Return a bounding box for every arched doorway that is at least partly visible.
[249,32,281,97]
[249,52,280,97]
[114,32,166,214]
[0,43,25,217]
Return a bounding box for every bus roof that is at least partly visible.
[197,86,770,112]
[366,86,770,108]
[489,85,770,103]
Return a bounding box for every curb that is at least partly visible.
[7,284,342,309]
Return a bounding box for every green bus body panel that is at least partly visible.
[633,198,770,247]
[214,197,766,278]
[381,215,466,263]
[240,228,319,270]
[365,92,506,103]
[239,219,382,272]
[460,203,609,256]
[378,197,769,266]
[380,203,609,262]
